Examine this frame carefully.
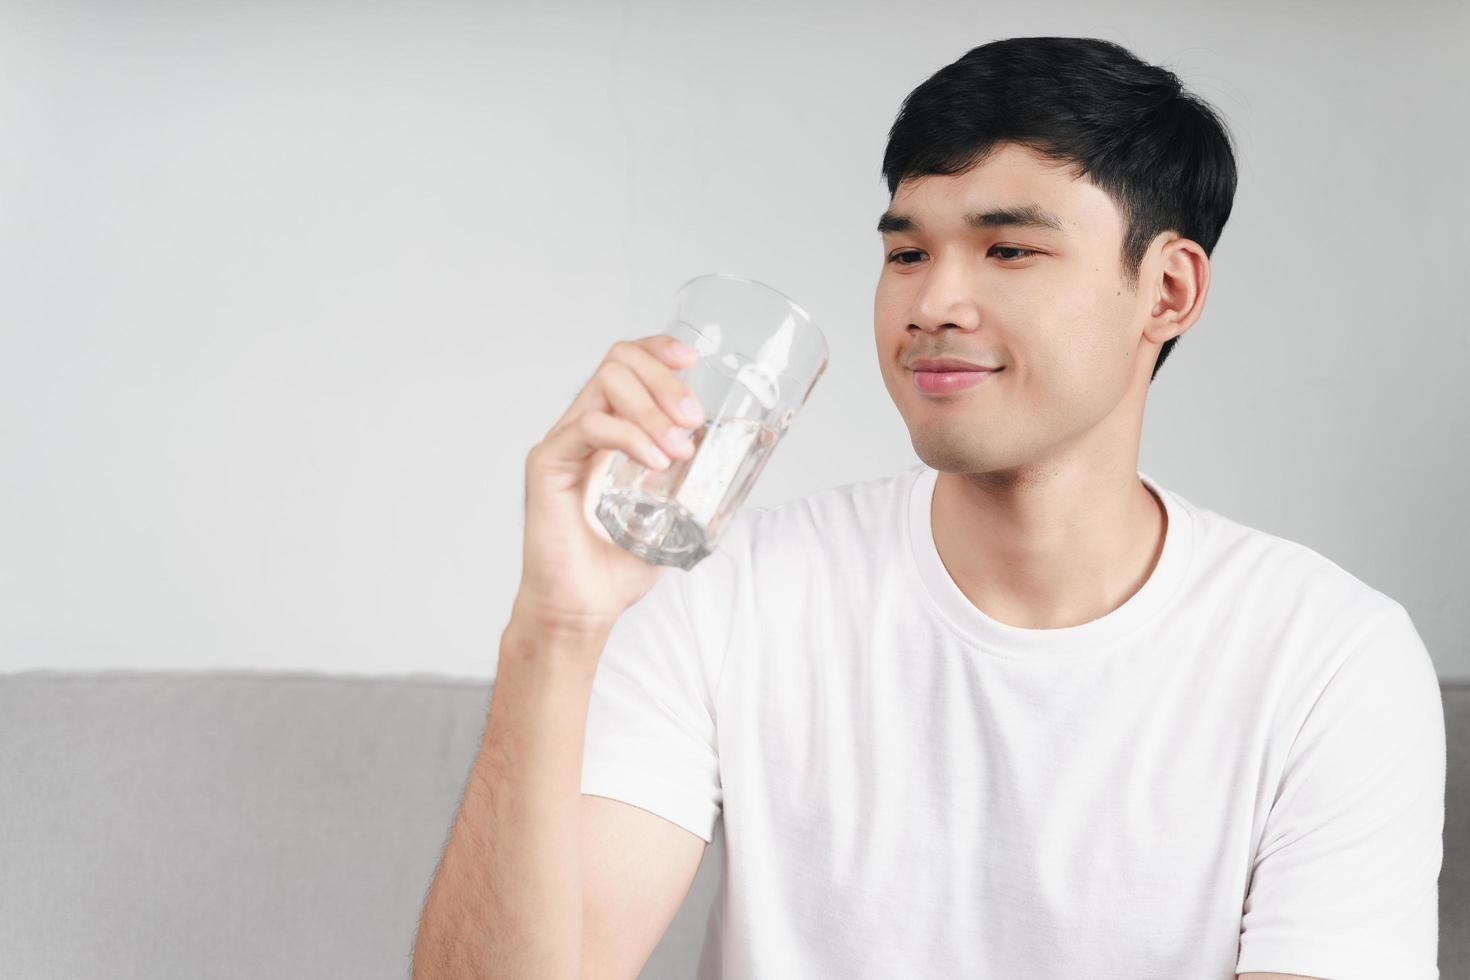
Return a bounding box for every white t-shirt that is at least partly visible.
[579,463,1445,979]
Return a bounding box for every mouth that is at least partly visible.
[908,357,1001,372]
[911,366,1002,395]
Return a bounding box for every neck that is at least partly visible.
[930,464,1167,630]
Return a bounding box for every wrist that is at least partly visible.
[509,593,617,641]
[503,599,613,672]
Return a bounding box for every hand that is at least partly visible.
[513,334,706,644]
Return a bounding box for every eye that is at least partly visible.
[886,245,1039,265]
[990,245,1038,261]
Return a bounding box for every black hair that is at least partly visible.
[881,37,1238,382]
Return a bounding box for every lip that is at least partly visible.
[912,367,1001,394]
[909,357,1001,372]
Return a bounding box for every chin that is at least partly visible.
[913,440,988,475]
[914,425,1036,474]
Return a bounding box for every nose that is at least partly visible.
[909,254,981,334]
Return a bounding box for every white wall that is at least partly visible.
[3,0,1466,680]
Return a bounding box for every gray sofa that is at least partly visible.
[1,671,1465,979]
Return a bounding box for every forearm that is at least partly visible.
[412,618,608,979]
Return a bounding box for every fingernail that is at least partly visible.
[678,396,702,422]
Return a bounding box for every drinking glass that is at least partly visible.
[594,273,828,570]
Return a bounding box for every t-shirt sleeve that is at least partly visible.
[578,505,760,844]
[1235,601,1446,979]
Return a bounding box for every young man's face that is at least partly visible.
[873,141,1164,478]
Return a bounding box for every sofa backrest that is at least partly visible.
[1,672,1465,978]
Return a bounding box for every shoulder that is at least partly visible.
[1179,491,1406,636]
[1169,491,1438,735]
[729,465,916,567]
[743,465,916,538]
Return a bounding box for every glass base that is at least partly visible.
[595,486,714,571]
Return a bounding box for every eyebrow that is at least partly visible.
[876,203,1067,235]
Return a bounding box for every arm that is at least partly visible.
[580,795,708,978]
[411,615,709,980]
[411,617,605,979]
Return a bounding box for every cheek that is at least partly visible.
[1019,296,1127,401]
[872,295,906,360]
[873,285,902,331]
[1081,296,1143,379]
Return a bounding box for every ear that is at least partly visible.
[1143,234,1210,346]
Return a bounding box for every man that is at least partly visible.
[415,36,1445,979]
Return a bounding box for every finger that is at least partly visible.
[547,335,700,438]
[599,359,701,461]
[535,407,673,473]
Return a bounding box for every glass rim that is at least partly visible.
[673,272,821,332]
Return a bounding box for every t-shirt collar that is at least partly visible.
[905,463,1196,659]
